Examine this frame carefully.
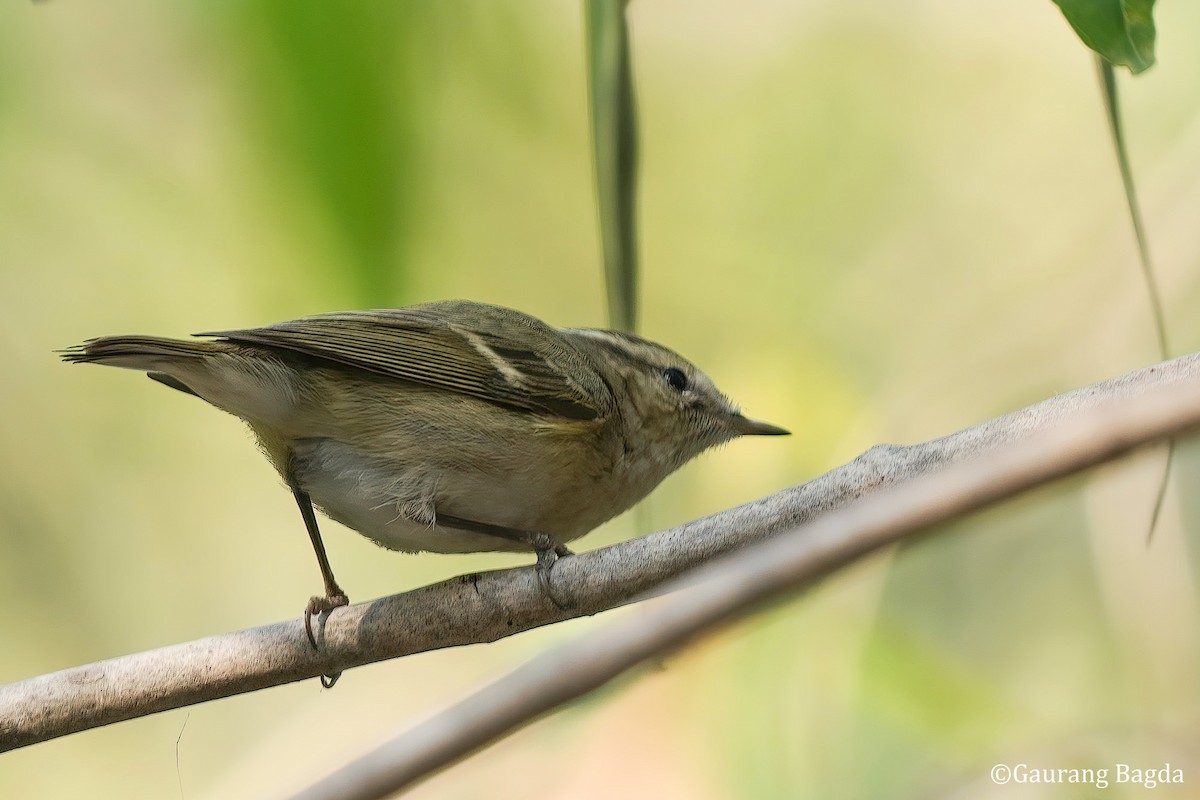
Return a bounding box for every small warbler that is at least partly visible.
[62,300,788,642]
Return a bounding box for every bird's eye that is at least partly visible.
[663,367,689,392]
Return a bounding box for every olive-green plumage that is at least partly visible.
[62,300,787,611]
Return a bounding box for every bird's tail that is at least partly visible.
[59,335,238,398]
[59,335,223,370]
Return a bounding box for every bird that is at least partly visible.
[61,300,789,649]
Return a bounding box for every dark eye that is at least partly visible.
[663,367,689,392]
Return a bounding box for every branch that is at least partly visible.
[2,354,1198,754]
[291,362,1200,800]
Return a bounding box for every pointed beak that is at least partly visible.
[732,415,790,436]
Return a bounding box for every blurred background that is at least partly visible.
[2,1,1199,798]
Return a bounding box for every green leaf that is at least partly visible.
[1096,57,1173,541]
[1052,0,1157,74]
[584,0,640,333]
[1096,59,1168,358]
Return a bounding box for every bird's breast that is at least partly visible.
[282,411,635,554]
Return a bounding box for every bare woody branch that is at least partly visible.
[290,364,1200,800]
[2,354,1198,756]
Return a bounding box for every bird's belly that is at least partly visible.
[290,437,618,554]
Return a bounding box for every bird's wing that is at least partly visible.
[198,303,608,421]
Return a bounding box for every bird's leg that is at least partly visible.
[437,513,574,608]
[291,487,349,660]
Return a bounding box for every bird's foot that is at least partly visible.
[304,591,349,688]
[532,536,574,610]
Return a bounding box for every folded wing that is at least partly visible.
[200,302,609,421]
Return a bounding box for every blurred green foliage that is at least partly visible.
[585,0,640,332]
[205,0,429,306]
[1,2,1198,799]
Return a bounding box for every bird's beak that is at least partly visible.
[732,415,790,436]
